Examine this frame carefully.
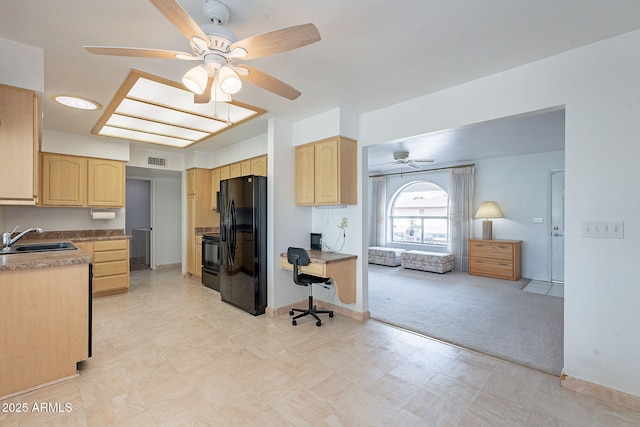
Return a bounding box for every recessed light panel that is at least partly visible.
[92,69,266,148]
[53,94,101,110]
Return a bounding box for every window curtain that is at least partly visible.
[448,166,474,271]
[370,176,387,246]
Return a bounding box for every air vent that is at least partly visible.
[147,156,167,167]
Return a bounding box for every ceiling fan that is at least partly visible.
[84,0,320,102]
[372,151,436,171]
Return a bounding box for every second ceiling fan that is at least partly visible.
[372,151,436,172]
[84,0,321,102]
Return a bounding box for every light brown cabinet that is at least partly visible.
[186,168,214,277]
[251,156,267,176]
[0,84,39,205]
[210,155,267,210]
[40,153,124,207]
[295,136,357,206]
[229,162,242,178]
[92,239,130,297]
[88,158,125,207]
[210,168,221,210]
[41,153,87,206]
[0,263,89,397]
[468,239,522,281]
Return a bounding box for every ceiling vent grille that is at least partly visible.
[147,156,167,167]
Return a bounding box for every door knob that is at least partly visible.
[553,233,563,237]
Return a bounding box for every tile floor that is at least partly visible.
[2,268,639,426]
[522,280,565,297]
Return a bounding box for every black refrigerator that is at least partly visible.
[219,175,267,315]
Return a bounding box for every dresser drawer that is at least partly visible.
[94,239,128,252]
[94,259,129,277]
[93,249,128,263]
[469,241,513,261]
[469,258,514,279]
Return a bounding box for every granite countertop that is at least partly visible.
[22,229,132,242]
[0,229,131,271]
[280,249,357,264]
[196,227,220,235]
[0,239,92,271]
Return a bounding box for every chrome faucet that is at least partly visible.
[2,226,44,249]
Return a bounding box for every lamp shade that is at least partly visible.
[475,201,503,219]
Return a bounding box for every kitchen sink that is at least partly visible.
[2,242,77,254]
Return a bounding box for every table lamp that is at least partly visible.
[475,201,503,240]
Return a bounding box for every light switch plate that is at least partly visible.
[532,217,543,223]
[582,221,624,239]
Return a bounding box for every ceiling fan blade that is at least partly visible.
[414,159,436,163]
[148,0,211,48]
[193,77,214,103]
[84,46,197,59]
[380,163,400,172]
[236,65,301,100]
[407,161,423,169]
[370,161,395,167]
[230,23,320,60]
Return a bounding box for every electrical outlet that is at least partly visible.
[341,218,348,228]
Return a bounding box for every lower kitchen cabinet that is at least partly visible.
[92,239,130,297]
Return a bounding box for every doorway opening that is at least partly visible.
[126,178,152,271]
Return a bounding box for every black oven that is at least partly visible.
[202,234,221,291]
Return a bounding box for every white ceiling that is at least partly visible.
[2,1,640,163]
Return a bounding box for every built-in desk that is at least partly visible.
[280,250,357,304]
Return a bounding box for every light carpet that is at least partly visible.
[368,264,564,376]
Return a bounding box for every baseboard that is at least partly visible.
[266,300,369,322]
[155,263,181,270]
[561,374,640,412]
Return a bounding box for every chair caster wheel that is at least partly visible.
[329,312,334,318]
[292,320,297,326]
[316,321,322,327]
[289,310,294,316]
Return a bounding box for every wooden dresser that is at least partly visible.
[468,239,522,281]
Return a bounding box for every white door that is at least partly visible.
[551,171,565,283]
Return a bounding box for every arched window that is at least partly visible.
[390,181,449,245]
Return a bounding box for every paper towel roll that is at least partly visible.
[91,211,116,220]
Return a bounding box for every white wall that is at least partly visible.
[0,37,44,92]
[207,134,268,168]
[42,130,129,161]
[4,206,124,231]
[357,30,640,397]
[474,151,565,280]
[152,176,182,267]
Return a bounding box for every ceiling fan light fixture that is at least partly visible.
[182,65,209,94]
[219,65,242,94]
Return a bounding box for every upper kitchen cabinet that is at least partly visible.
[41,153,87,206]
[295,136,357,206]
[210,155,267,210]
[250,155,268,176]
[0,84,39,205]
[40,153,125,207]
[229,162,242,178]
[88,158,125,207]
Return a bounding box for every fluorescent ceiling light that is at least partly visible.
[92,69,266,149]
[52,94,101,110]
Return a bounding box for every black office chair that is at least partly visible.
[287,247,334,326]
